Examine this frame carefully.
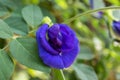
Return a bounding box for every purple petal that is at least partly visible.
[38,42,64,69]
[48,24,60,39]
[62,38,80,68]
[38,37,79,69]
[48,24,62,49]
[59,24,75,52]
[36,24,59,55]
[112,21,120,35]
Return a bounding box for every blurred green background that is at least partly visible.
[0,0,120,80]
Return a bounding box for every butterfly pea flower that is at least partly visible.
[36,23,80,69]
[112,20,120,36]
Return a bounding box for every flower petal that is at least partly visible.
[62,38,80,68]
[38,42,64,69]
[48,24,60,39]
[36,24,59,55]
[59,24,75,52]
[48,24,62,50]
[112,21,120,35]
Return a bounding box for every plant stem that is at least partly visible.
[2,44,9,50]
[51,68,65,80]
[63,6,120,24]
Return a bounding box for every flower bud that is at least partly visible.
[112,20,120,36]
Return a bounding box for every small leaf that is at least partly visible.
[4,8,29,36]
[73,64,98,80]
[0,50,14,80]
[22,5,43,27]
[112,10,120,20]
[77,46,94,60]
[0,19,13,39]
[91,0,105,9]
[0,3,9,17]
[10,37,50,73]
[0,0,17,9]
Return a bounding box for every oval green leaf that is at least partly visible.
[92,0,105,9]
[22,5,43,28]
[73,64,98,80]
[0,19,13,39]
[77,46,94,60]
[0,0,22,10]
[10,37,50,73]
[0,3,9,17]
[4,8,29,36]
[112,10,120,20]
[0,50,14,80]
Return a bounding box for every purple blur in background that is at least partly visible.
[89,0,94,9]
[112,20,120,36]
[89,0,103,18]
[36,24,80,69]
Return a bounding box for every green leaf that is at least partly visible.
[10,37,50,73]
[4,8,29,36]
[107,0,120,6]
[51,68,65,80]
[111,43,120,54]
[116,72,120,80]
[0,0,17,9]
[0,50,14,80]
[77,46,94,60]
[73,64,98,80]
[0,3,9,17]
[22,5,43,28]
[0,19,13,39]
[92,0,105,9]
[41,7,56,23]
[112,10,120,20]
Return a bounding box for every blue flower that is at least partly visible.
[36,24,80,69]
[112,20,120,36]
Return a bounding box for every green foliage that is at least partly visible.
[10,37,50,73]
[0,50,14,80]
[41,7,56,23]
[22,5,43,28]
[51,68,65,80]
[92,0,105,9]
[78,46,94,60]
[4,9,29,36]
[0,0,17,9]
[112,10,120,20]
[0,19,13,39]
[73,64,98,80]
[0,0,120,80]
[0,3,9,17]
